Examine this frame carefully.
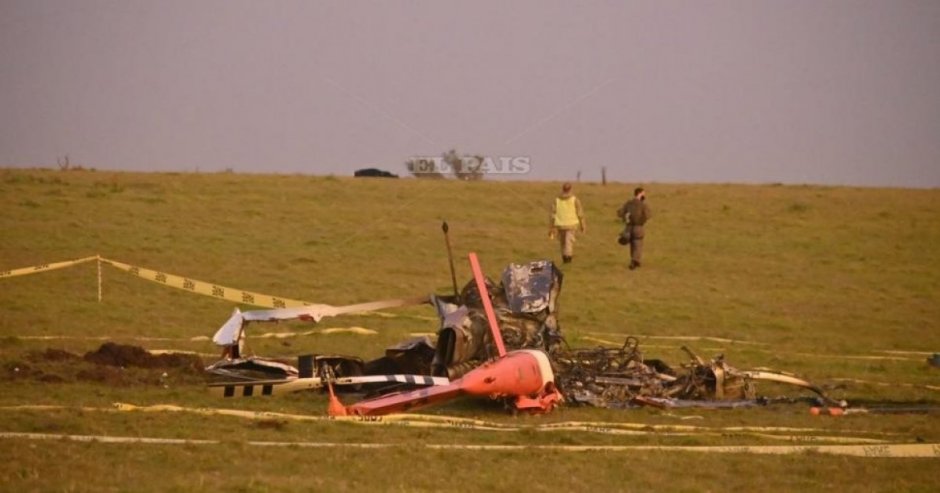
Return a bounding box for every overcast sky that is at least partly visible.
[1,0,938,187]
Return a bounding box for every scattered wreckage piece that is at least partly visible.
[212,296,429,357]
[554,336,675,407]
[205,357,298,381]
[810,405,940,416]
[553,336,845,409]
[929,353,940,368]
[631,396,762,409]
[207,337,438,397]
[738,369,845,407]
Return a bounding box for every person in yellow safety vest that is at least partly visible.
[549,182,586,264]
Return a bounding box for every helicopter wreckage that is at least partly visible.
[206,251,846,415]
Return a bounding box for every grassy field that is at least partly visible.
[1,167,939,491]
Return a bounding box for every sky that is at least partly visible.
[1,0,939,187]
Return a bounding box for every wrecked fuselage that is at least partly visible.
[207,258,843,410]
[430,259,564,378]
[209,260,563,383]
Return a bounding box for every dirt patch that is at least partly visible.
[28,348,80,362]
[3,343,205,386]
[83,342,203,373]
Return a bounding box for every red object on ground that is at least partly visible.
[809,407,846,416]
[335,349,560,416]
[326,380,348,416]
[467,252,507,357]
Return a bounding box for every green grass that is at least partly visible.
[1,168,939,491]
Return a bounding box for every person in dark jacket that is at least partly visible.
[617,187,652,270]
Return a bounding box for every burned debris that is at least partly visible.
[429,259,564,379]
[207,254,844,414]
[554,337,844,409]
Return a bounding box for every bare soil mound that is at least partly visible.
[4,343,205,386]
[83,342,203,372]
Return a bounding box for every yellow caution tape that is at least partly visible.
[2,432,936,457]
[2,257,426,325]
[0,256,314,308]
[0,256,97,279]
[99,258,312,308]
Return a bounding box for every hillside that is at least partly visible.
[1,168,939,491]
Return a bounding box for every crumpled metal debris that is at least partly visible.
[554,336,673,407]
[501,260,560,315]
[363,336,436,376]
[205,357,298,381]
[553,336,843,408]
[431,260,564,378]
[929,353,940,368]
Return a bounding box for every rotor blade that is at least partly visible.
[212,296,430,347]
[467,252,506,357]
[317,296,431,318]
[209,378,319,398]
[209,374,450,398]
[343,383,464,415]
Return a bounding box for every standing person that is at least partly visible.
[617,187,651,270]
[549,182,585,264]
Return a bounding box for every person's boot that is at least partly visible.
[629,260,638,270]
[562,255,572,264]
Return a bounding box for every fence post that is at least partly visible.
[97,255,102,302]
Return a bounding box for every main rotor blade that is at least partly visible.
[209,374,449,398]
[212,296,429,346]
[467,252,506,357]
